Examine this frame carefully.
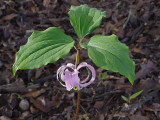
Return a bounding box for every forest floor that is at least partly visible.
[0,0,160,120]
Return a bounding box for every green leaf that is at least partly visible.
[17,94,24,100]
[98,72,107,80]
[13,27,74,75]
[69,4,106,41]
[101,72,107,79]
[121,95,129,103]
[129,90,143,100]
[81,34,135,84]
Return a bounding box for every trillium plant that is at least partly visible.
[13,4,135,120]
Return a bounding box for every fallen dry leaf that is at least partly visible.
[67,0,80,6]
[97,114,105,120]
[116,29,125,39]
[43,0,50,8]
[115,84,133,91]
[136,37,147,43]
[30,97,48,112]
[132,47,145,55]
[129,114,149,120]
[151,103,160,118]
[22,89,46,98]
[135,60,157,80]
[105,22,115,34]
[1,13,18,21]
[94,101,104,109]
[93,28,104,34]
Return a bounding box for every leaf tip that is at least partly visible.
[129,76,135,85]
[13,68,16,76]
[130,81,134,85]
[102,11,106,17]
[13,64,18,76]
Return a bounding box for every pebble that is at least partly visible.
[19,99,30,111]
[0,116,11,120]
[21,111,30,119]
[30,106,38,114]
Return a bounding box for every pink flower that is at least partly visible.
[57,62,96,91]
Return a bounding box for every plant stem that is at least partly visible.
[75,43,80,120]
[75,90,80,120]
[75,44,80,68]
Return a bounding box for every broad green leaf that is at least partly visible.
[69,4,106,41]
[129,90,143,100]
[121,95,129,103]
[13,27,74,75]
[81,34,135,84]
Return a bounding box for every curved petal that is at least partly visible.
[77,62,96,87]
[80,68,90,83]
[57,63,75,83]
[67,63,75,69]
[64,69,73,91]
[57,65,67,86]
[64,69,80,91]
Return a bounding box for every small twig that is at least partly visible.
[49,17,68,23]
[0,83,40,93]
[97,0,119,8]
[80,104,87,114]
[33,75,56,84]
[15,11,38,17]
[94,90,123,99]
[123,9,132,29]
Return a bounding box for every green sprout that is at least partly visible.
[121,90,143,103]
[17,94,24,100]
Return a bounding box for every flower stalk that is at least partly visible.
[56,43,96,119]
[75,44,80,68]
[75,90,80,120]
[75,43,80,120]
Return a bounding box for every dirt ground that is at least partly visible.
[0,0,160,120]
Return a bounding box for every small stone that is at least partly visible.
[21,111,30,119]
[0,116,11,120]
[19,99,30,111]
[30,106,38,114]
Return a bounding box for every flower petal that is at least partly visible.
[57,63,75,86]
[67,63,75,69]
[77,62,96,87]
[72,70,80,89]
[57,63,75,79]
[57,65,67,86]
[80,68,90,83]
[64,69,80,91]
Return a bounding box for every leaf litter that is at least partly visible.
[0,0,160,119]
